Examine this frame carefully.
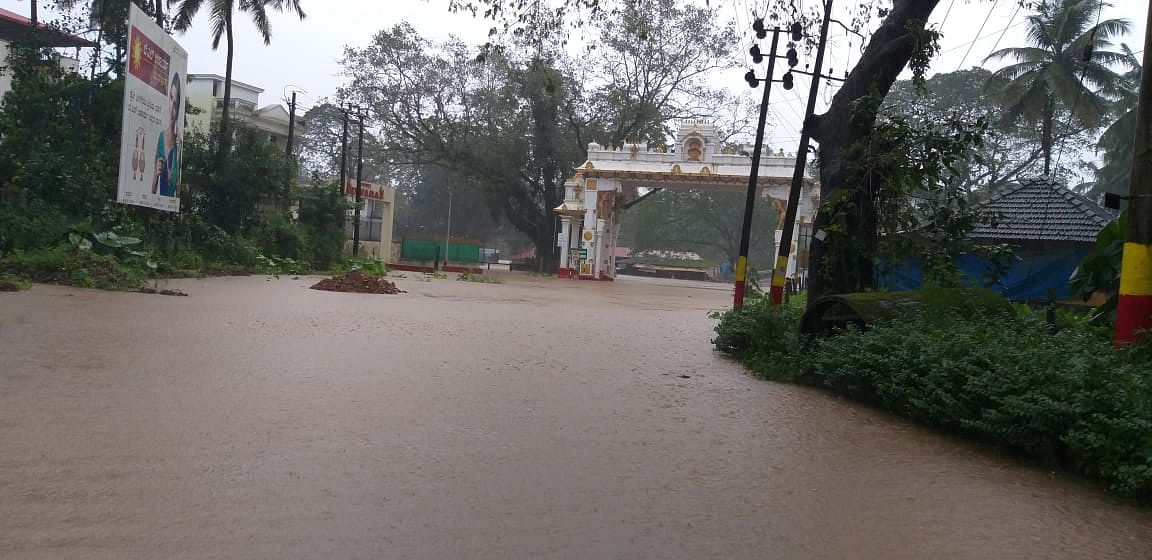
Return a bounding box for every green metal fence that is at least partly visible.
[400,239,482,263]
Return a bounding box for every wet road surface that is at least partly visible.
[2,274,1150,559]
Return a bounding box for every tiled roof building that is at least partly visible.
[970,177,1117,244]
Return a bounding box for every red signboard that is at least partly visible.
[345,180,391,202]
[127,26,171,95]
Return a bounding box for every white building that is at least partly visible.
[185,73,305,151]
[0,8,92,100]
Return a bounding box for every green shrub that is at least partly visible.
[335,257,387,277]
[711,297,804,377]
[713,298,1152,502]
[0,245,146,290]
[0,273,32,291]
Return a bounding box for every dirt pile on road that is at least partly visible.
[310,270,405,294]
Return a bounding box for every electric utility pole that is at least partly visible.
[352,106,366,257]
[284,91,297,211]
[734,21,788,308]
[1115,1,1152,344]
[286,92,297,157]
[339,104,350,195]
[771,0,834,306]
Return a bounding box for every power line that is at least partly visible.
[984,2,1022,62]
[940,20,1027,56]
[938,0,957,30]
[956,0,999,71]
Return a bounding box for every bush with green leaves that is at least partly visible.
[710,297,804,376]
[335,257,388,277]
[0,47,348,285]
[713,296,1152,502]
[0,244,146,290]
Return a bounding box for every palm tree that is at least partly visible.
[1088,44,1141,199]
[168,0,305,149]
[984,0,1130,177]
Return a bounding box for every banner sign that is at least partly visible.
[345,180,392,202]
[116,4,188,213]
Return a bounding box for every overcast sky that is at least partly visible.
[4,0,1147,149]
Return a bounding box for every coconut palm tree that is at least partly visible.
[168,0,305,149]
[984,0,1131,177]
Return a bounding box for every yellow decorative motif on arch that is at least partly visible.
[585,161,595,170]
[699,166,711,176]
[671,164,682,174]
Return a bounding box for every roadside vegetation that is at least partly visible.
[0,41,352,292]
[713,291,1152,504]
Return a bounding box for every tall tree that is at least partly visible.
[446,0,1006,299]
[984,0,1130,177]
[574,1,738,147]
[342,10,739,270]
[1086,43,1141,200]
[620,190,781,267]
[299,101,390,182]
[886,67,1096,196]
[168,0,305,152]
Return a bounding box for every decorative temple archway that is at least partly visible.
[554,120,820,281]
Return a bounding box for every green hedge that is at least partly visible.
[712,296,1152,503]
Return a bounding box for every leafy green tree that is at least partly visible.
[341,25,578,269]
[620,190,780,268]
[342,3,740,270]
[182,123,294,233]
[168,0,305,150]
[575,1,738,147]
[984,0,1131,177]
[0,45,124,251]
[886,67,1099,196]
[299,101,390,182]
[295,179,349,269]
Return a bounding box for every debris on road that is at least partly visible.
[310,270,405,294]
[139,287,190,296]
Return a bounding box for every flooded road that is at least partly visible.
[2,274,1150,559]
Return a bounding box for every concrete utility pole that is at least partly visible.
[352,107,366,257]
[771,0,834,306]
[1115,1,1152,344]
[286,92,297,157]
[734,24,783,309]
[339,104,350,196]
[284,91,297,210]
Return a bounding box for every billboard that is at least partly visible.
[116,4,188,213]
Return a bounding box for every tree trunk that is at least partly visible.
[1041,97,1055,177]
[154,0,164,27]
[806,0,941,304]
[219,11,234,159]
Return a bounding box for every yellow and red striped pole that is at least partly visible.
[1115,2,1152,345]
[1117,243,1152,344]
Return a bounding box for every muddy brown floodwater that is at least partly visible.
[2,274,1150,559]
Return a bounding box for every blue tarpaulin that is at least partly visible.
[880,247,1091,302]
